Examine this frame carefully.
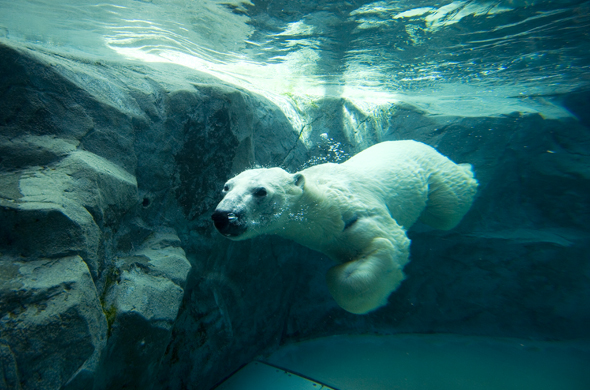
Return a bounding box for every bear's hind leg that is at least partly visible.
[326,236,409,314]
[419,162,478,230]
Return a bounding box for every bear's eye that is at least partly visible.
[252,187,267,197]
[223,184,230,192]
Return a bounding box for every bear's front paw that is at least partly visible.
[325,238,407,314]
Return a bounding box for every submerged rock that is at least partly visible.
[1,36,589,390]
[0,256,106,390]
[0,39,306,389]
[97,231,191,389]
[0,149,138,277]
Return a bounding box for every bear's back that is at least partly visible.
[343,140,477,231]
[301,141,432,230]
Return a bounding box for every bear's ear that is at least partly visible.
[293,173,305,188]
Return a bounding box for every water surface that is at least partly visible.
[1,0,589,115]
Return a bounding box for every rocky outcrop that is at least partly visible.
[0,40,306,390]
[97,231,191,390]
[0,149,137,276]
[0,256,106,390]
[1,37,589,390]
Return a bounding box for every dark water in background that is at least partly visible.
[1,0,589,116]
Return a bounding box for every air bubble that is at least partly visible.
[303,135,350,168]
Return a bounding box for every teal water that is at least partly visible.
[1,0,589,116]
[1,2,590,389]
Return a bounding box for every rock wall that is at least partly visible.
[1,39,589,390]
[0,41,308,390]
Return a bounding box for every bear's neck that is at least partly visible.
[276,181,343,254]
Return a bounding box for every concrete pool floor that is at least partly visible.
[215,334,590,390]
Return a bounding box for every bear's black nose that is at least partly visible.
[211,210,245,237]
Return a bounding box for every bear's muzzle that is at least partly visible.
[211,209,246,237]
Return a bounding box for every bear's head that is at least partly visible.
[211,167,304,240]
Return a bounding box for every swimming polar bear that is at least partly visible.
[212,140,478,314]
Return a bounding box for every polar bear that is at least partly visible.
[212,140,477,314]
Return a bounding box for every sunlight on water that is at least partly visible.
[0,0,588,117]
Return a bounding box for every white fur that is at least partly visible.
[214,140,478,314]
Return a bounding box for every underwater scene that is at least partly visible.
[0,0,589,389]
